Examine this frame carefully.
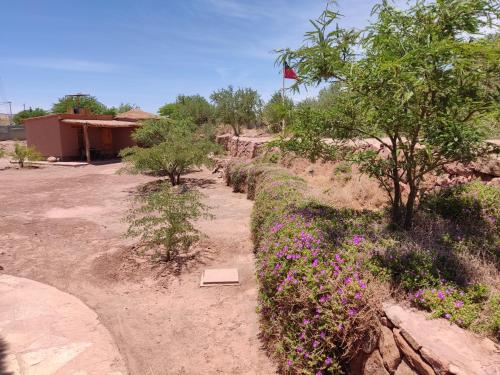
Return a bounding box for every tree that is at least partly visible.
[210,86,262,136]
[125,183,210,262]
[262,91,294,133]
[10,143,43,168]
[105,103,138,116]
[159,95,213,125]
[13,108,48,125]
[51,95,108,114]
[120,118,219,185]
[277,0,499,229]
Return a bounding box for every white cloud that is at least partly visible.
[1,58,118,73]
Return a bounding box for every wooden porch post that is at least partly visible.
[83,124,91,163]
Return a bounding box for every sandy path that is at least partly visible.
[0,162,275,375]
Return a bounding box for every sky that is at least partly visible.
[0,0,381,114]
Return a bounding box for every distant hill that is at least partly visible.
[0,113,11,126]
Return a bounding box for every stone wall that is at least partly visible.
[216,134,270,159]
[353,304,499,375]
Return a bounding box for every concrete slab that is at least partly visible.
[200,268,239,286]
[0,275,126,375]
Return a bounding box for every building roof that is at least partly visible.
[61,119,140,128]
[114,108,157,121]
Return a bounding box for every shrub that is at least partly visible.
[125,183,210,262]
[421,181,499,262]
[120,119,220,185]
[225,161,380,373]
[10,143,42,168]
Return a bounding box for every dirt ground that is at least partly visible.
[0,158,276,374]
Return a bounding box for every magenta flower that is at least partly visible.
[353,235,365,245]
[303,318,310,325]
[454,300,464,308]
[355,292,363,300]
[437,291,445,300]
[313,340,320,348]
[325,357,333,365]
[348,308,357,317]
[312,258,319,267]
[287,359,293,366]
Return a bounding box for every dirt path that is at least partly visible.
[0,162,276,375]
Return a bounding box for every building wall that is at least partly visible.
[59,124,81,158]
[112,128,136,153]
[25,117,63,157]
[0,126,26,141]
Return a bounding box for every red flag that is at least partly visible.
[284,62,298,80]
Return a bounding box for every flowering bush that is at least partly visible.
[226,161,380,373]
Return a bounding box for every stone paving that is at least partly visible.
[0,275,126,375]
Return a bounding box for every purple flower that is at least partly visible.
[348,308,357,317]
[320,331,326,339]
[316,372,322,375]
[454,300,464,308]
[313,340,320,348]
[325,357,333,365]
[296,346,304,353]
[337,323,343,331]
[355,292,363,300]
[437,291,445,300]
[353,235,365,245]
[287,359,293,366]
[303,318,310,326]
[358,280,367,289]
[344,277,352,285]
[445,313,451,320]
[312,258,319,267]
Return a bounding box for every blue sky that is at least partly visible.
[0,0,380,114]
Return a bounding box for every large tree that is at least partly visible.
[262,91,294,133]
[210,86,262,136]
[158,95,213,125]
[13,108,48,125]
[51,95,109,114]
[120,118,219,185]
[277,0,499,229]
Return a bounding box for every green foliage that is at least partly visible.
[210,86,262,136]
[277,0,499,229]
[225,161,380,373]
[412,284,498,336]
[262,91,294,133]
[105,103,137,116]
[120,118,219,185]
[10,143,43,168]
[12,108,48,125]
[421,181,499,261]
[125,183,209,262]
[158,95,213,125]
[51,95,109,114]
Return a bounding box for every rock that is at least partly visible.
[420,347,449,375]
[487,177,500,188]
[363,350,389,375]
[362,331,379,354]
[400,329,421,351]
[384,305,402,328]
[393,329,435,375]
[47,156,57,162]
[471,156,500,177]
[448,363,467,375]
[350,351,368,374]
[395,361,417,375]
[379,325,401,374]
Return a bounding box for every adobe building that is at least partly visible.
[23,108,156,162]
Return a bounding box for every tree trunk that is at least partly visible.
[169,173,177,186]
[404,185,417,230]
[176,173,181,185]
[390,139,402,227]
